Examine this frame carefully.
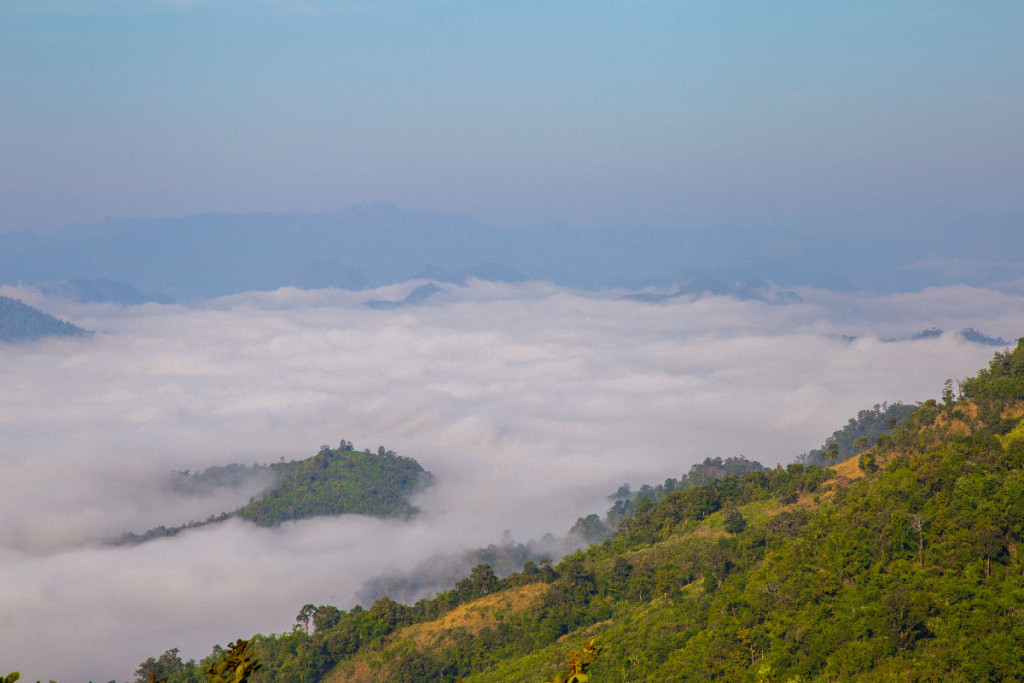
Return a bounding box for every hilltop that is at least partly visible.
[115,443,430,546]
[138,338,1024,681]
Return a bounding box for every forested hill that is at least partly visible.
[115,443,430,545]
[0,295,89,342]
[131,338,1024,682]
[797,400,916,466]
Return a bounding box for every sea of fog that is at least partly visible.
[0,279,1019,682]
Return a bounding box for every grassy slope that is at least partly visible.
[322,485,833,682]
[324,584,550,683]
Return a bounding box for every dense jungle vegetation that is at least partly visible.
[120,338,1024,680]
[115,443,429,545]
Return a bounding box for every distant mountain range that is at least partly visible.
[1,204,1021,301]
[0,204,516,301]
[0,296,90,342]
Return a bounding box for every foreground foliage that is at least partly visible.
[204,640,262,683]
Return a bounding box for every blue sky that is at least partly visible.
[1,1,1022,232]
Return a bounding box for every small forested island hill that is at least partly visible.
[114,442,430,545]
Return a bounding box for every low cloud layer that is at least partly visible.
[0,281,1017,681]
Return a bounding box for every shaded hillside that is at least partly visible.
[115,443,430,545]
[0,295,89,342]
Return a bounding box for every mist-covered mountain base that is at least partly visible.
[882,327,1011,347]
[114,443,430,546]
[131,339,1024,682]
[0,295,90,342]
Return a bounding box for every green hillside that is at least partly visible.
[116,443,430,545]
[796,401,915,466]
[138,338,1024,682]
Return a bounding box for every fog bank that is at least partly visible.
[0,281,1016,681]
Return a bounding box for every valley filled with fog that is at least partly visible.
[0,280,1018,681]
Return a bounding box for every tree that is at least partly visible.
[882,586,929,652]
[723,508,747,534]
[134,648,184,683]
[391,649,440,680]
[608,557,632,598]
[824,442,840,466]
[570,514,610,543]
[312,604,342,633]
[974,525,1004,579]
[701,539,735,592]
[942,379,955,406]
[463,563,499,597]
[909,515,924,570]
[134,657,161,683]
[369,596,407,631]
[296,604,316,635]
[858,450,877,473]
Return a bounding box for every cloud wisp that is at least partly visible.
[0,281,1016,681]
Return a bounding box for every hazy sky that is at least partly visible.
[0,280,1019,680]
[2,1,1022,232]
